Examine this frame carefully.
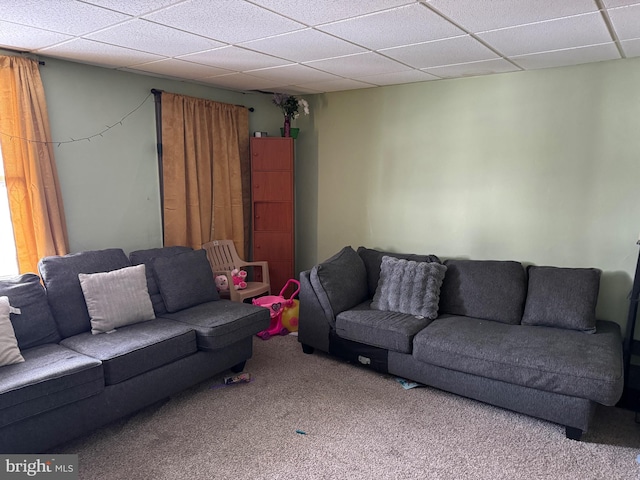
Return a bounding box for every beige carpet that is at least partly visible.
[57,334,640,480]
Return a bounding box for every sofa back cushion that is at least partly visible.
[521,266,600,333]
[129,246,193,315]
[357,247,441,298]
[152,249,219,313]
[39,249,132,338]
[311,246,368,324]
[0,274,60,349]
[439,259,527,325]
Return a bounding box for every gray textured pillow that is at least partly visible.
[79,265,155,335]
[371,256,447,319]
[310,246,368,324]
[522,266,600,333]
[153,249,219,313]
[0,296,25,366]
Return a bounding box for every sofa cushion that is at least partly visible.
[39,249,132,338]
[159,300,270,350]
[129,246,193,315]
[0,274,60,349]
[522,266,600,333]
[60,319,196,385]
[0,296,24,367]
[153,249,219,313]
[310,246,368,324]
[413,316,623,405]
[371,256,447,319]
[79,264,155,334]
[336,302,433,354]
[0,343,103,428]
[439,259,526,325]
[357,247,441,298]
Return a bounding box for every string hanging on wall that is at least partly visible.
[0,92,153,147]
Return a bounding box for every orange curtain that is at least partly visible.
[0,56,68,274]
[160,92,249,254]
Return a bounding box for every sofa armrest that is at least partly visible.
[298,271,331,353]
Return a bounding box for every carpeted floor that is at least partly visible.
[57,334,640,480]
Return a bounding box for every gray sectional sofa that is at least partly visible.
[0,246,269,453]
[298,246,624,440]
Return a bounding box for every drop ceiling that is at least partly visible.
[1,0,639,93]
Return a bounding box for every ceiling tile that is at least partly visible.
[81,0,182,16]
[511,43,621,70]
[621,38,640,57]
[355,69,439,86]
[251,0,412,26]
[37,38,164,68]
[608,4,640,41]
[143,0,305,44]
[477,12,613,57]
[380,35,498,69]
[126,58,233,79]
[0,20,71,50]
[318,4,465,50]
[304,52,410,77]
[0,0,130,35]
[179,46,293,71]
[85,19,224,56]
[246,64,342,84]
[423,58,521,78]
[298,78,378,92]
[271,85,324,95]
[425,0,598,33]
[241,29,366,63]
[197,72,285,91]
[602,0,640,7]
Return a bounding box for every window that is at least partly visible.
[0,145,19,277]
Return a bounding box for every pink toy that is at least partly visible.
[253,279,300,340]
[215,275,229,292]
[231,269,247,290]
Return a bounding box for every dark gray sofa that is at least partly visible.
[298,246,624,441]
[0,246,270,453]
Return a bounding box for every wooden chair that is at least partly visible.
[202,240,270,303]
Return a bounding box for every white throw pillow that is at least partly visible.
[79,265,155,335]
[0,296,25,366]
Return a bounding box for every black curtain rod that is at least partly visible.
[150,88,254,112]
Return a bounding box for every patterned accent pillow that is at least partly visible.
[0,296,25,366]
[371,256,447,319]
[79,265,155,334]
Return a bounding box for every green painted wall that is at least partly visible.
[35,56,283,254]
[295,57,640,329]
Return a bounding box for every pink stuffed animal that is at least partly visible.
[231,269,247,290]
[215,275,229,292]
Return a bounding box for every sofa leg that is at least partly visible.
[230,361,246,373]
[301,344,314,355]
[565,426,583,441]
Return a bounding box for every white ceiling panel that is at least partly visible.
[381,35,498,69]
[179,46,292,71]
[127,58,233,79]
[0,0,634,93]
[477,13,613,57]
[142,0,304,44]
[423,58,520,78]
[304,52,411,78]
[0,21,72,50]
[251,0,413,26]
[317,4,466,50]
[425,0,598,33]
[608,4,640,41]
[241,29,366,63]
[38,38,163,68]
[511,43,621,70]
[0,0,130,35]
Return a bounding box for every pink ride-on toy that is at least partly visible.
[253,279,300,340]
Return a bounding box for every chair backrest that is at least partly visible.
[202,240,242,273]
